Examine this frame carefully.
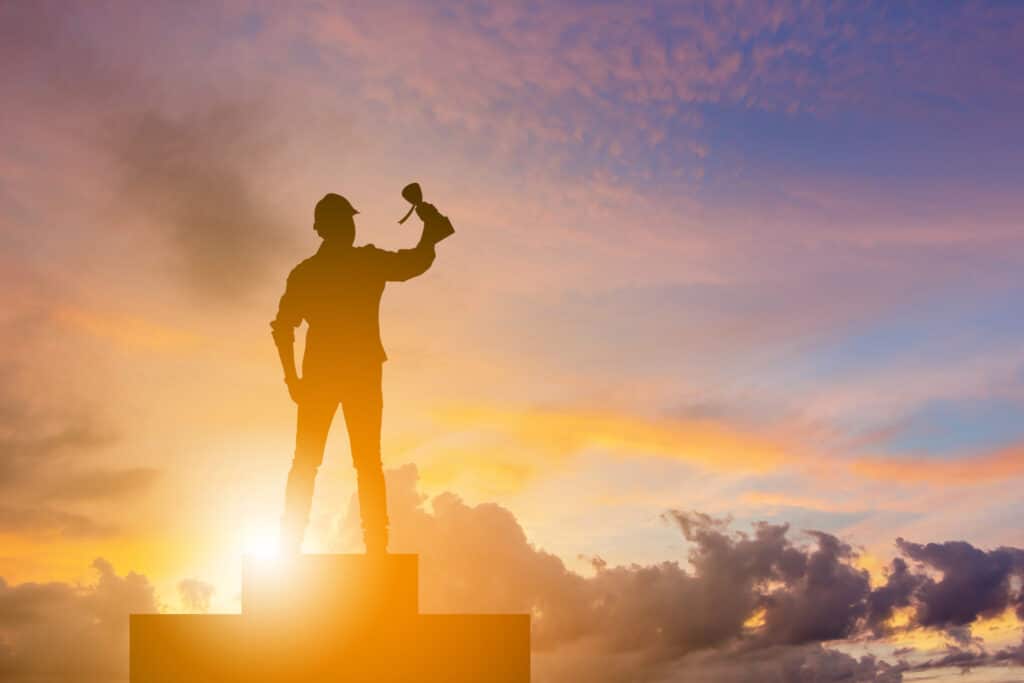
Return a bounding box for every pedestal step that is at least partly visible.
[131,613,530,682]
[130,554,530,682]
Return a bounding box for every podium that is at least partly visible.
[130,555,530,682]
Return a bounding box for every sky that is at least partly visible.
[2,1,1024,681]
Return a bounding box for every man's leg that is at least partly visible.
[340,363,388,554]
[281,394,337,554]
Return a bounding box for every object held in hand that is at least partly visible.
[397,183,423,224]
[397,182,455,243]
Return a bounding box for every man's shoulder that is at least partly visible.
[288,244,389,280]
[287,254,319,282]
[355,243,397,265]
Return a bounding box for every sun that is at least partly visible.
[243,525,282,562]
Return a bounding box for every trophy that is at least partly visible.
[397,182,455,244]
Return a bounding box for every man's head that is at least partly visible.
[314,193,359,244]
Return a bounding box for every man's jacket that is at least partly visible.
[271,219,447,380]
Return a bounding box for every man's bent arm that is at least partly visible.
[380,203,452,282]
[272,325,299,384]
[271,273,303,384]
[381,241,436,282]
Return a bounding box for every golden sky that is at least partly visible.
[2,2,1024,681]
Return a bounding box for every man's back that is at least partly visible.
[272,240,436,380]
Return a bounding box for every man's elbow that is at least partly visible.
[393,252,436,282]
[417,251,437,277]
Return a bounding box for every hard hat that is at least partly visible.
[315,193,359,220]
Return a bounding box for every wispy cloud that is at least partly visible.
[428,402,796,479]
[852,443,1024,485]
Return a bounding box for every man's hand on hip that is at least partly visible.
[286,376,306,404]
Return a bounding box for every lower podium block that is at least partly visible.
[130,554,530,682]
[243,553,420,620]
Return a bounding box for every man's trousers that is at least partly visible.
[281,363,387,553]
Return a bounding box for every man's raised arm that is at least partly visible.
[378,202,453,282]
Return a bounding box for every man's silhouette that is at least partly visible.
[271,192,451,555]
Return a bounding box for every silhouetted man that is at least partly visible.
[271,192,452,555]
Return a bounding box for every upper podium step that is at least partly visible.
[242,553,418,621]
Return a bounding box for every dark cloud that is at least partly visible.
[108,103,288,301]
[906,641,1024,673]
[327,465,1024,682]
[866,557,923,636]
[2,0,291,302]
[895,538,1024,629]
[0,422,113,485]
[758,531,871,646]
[380,464,593,648]
[660,511,804,649]
[0,383,156,538]
[0,232,163,547]
[360,470,888,679]
[177,578,214,613]
[2,465,1023,682]
[0,558,156,680]
[0,267,162,547]
[0,505,114,538]
[41,466,160,502]
[665,644,904,683]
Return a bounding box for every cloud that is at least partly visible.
[0,417,127,537]
[0,505,113,538]
[0,421,113,487]
[2,1,293,303]
[0,558,156,680]
[906,640,1024,674]
[282,0,1024,193]
[1,467,1022,682]
[663,644,904,683]
[895,538,1024,630]
[427,403,796,485]
[39,467,160,502]
[325,464,1024,681]
[426,400,1024,497]
[52,306,202,354]
[757,531,871,646]
[107,102,289,301]
[177,578,214,613]
[0,384,156,538]
[866,558,923,637]
[852,443,1024,484]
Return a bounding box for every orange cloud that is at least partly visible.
[53,306,201,353]
[432,403,796,476]
[851,443,1024,484]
